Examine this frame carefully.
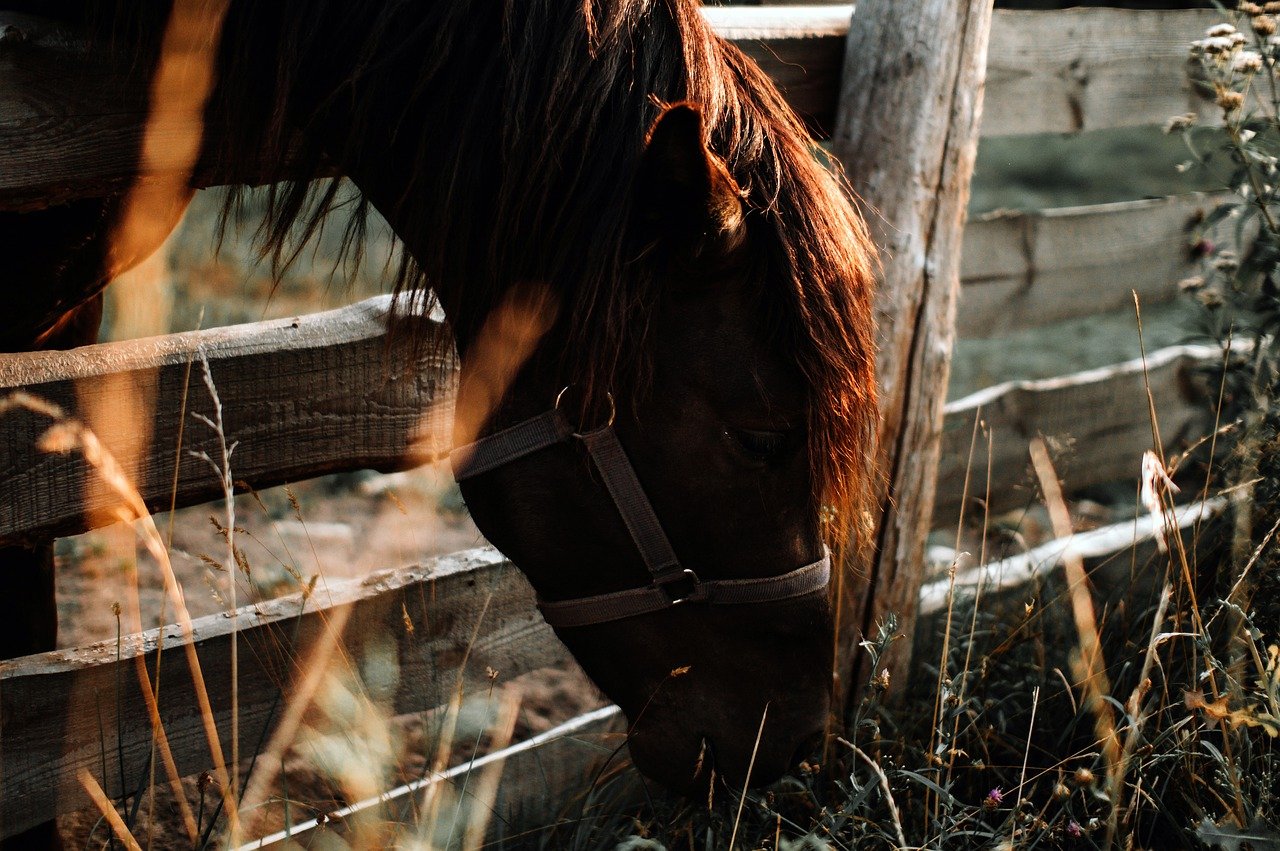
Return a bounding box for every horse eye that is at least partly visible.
[725,426,792,460]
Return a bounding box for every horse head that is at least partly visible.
[451,103,872,793]
[182,0,878,796]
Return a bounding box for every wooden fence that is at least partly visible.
[0,3,1232,844]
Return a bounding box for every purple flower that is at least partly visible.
[1067,820,1082,838]
[983,787,1004,811]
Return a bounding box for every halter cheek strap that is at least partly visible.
[449,391,831,629]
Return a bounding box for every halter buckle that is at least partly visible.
[654,568,704,606]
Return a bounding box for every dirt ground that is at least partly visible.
[51,464,605,848]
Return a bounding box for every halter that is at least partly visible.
[449,387,831,629]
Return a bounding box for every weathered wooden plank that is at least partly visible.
[934,343,1224,530]
[240,705,631,849]
[0,7,853,209]
[0,295,455,545]
[984,9,1219,137]
[717,7,1222,138]
[0,546,571,839]
[703,5,850,136]
[958,194,1227,338]
[0,6,1228,208]
[921,498,1224,616]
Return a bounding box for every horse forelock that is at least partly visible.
[101,0,878,547]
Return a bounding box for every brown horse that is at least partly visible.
[2,0,876,840]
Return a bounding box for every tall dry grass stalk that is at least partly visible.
[0,392,234,842]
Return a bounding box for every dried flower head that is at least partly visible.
[1194,35,1238,55]
[1073,767,1096,786]
[1217,89,1246,112]
[1268,0,1280,12]
[1236,50,1266,73]
[1243,1,1265,14]
[1256,14,1278,34]
[1198,287,1226,308]
[1178,275,1207,292]
[1165,112,1199,133]
[1214,253,1240,272]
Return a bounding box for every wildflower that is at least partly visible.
[875,667,891,692]
[1198,287,1226,308]
[1214,252,1240,272]
[1256,14,1278,34]
[1217,89,1246,112]
[1073,767,1095,786]
[1194,35,1238,54]
[983,787,1004,811]
[1067,820,1083,838]
[1236,50,1265,72]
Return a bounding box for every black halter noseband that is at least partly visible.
[449,388,831,629]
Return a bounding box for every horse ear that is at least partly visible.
[637,103,746,257]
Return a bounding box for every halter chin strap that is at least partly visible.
[449,390,831,629]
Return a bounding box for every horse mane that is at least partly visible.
[101,0,879,545]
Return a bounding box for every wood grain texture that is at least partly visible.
[0,6,1227,209]
[0,7,852,209]
[934,343,1224,529]
[0,546,572,839]
[984,8,1219,137]
[243,705,632,848]
[958,194,1228,338]
[703,5,850,135]
[0,295,456,545]
[831,0,992,698]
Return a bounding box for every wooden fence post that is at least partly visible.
[831,0,994,698]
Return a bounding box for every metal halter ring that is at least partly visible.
[654,568,705,606]
[554,385,616,438]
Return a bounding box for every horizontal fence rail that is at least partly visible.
[1,301,1225,544]
[0,547,573,838]
[934,342,1224,530]
[0,295,453,545]
[0,7,1221,209]
[241,705,629,849]
[958,194,1226,339]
